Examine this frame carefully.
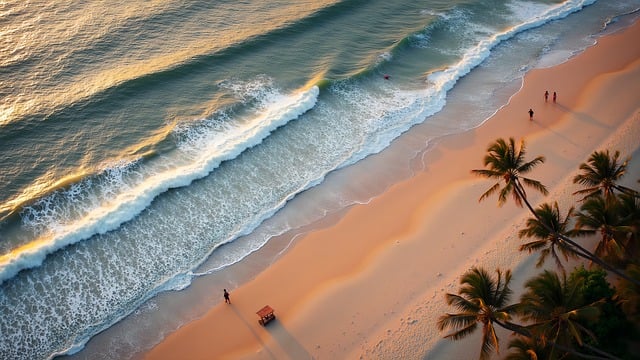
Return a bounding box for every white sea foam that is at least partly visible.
[329,0,598,175]
[0,85,319,285]
[428,0,596,99]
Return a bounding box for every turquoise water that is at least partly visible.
[1,0,639,359]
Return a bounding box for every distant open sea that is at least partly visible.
[1,0,639,359]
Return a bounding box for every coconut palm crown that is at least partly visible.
[517,270,610,359]
[573,195,632,266]
[438,267,520,360]
[573,149,637,200]
[472,137,548,208]
[518,202,578,272]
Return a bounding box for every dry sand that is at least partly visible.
[145,20,640,360]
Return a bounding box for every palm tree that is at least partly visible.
[518,270,617,359]
[471,137,548,211]
[505,336,549,360]
[438,267,613,360]
[617,192,640,257]
[573,150,638,200]
[573,195,631,266]
[616,264,640,323]
[518,202,578,273]
[437,267,521,360]
[473,138,640,286]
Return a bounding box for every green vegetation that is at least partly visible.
[439,137,640,359]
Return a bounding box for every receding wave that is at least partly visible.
[0,85,319,285]
[427,0,596,102]
[318,0,599,150]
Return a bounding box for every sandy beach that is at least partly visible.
[145,20,640,360]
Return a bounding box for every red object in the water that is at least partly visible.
[383,74,390,80]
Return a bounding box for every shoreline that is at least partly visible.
[145,20,640,360]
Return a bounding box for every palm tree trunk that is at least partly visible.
[494,319,531,337]
[513,179,640,286]
[583,343,623,360]
[613,184,640,198]
[514,179,598,260]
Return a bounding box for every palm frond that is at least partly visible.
[473,137,547,208]
[445,293,481,312]
[518,156,546,174]
[481,323,500,360]
[572,186,601,200]
[478,182,501,203]
[520,177,549,196]
[495,269,514,306]
[472,169,506,179]
[438,312,478,333]
[519,240,548,253]
[442,321,479,341]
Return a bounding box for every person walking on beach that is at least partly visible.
[223,289,231,304]
[553,91,557,103]
[544,90,549,102]
[528,108,534,120]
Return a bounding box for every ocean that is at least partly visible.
[1,0,639,359]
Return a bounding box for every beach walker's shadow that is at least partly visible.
[555,103,610,128]
[231,306,312,360]
[530,103,581,147]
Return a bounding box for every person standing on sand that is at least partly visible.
[223,289,231,304]
[528,108,534,120]
[544,90,549,102]
[553,91,557,103]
